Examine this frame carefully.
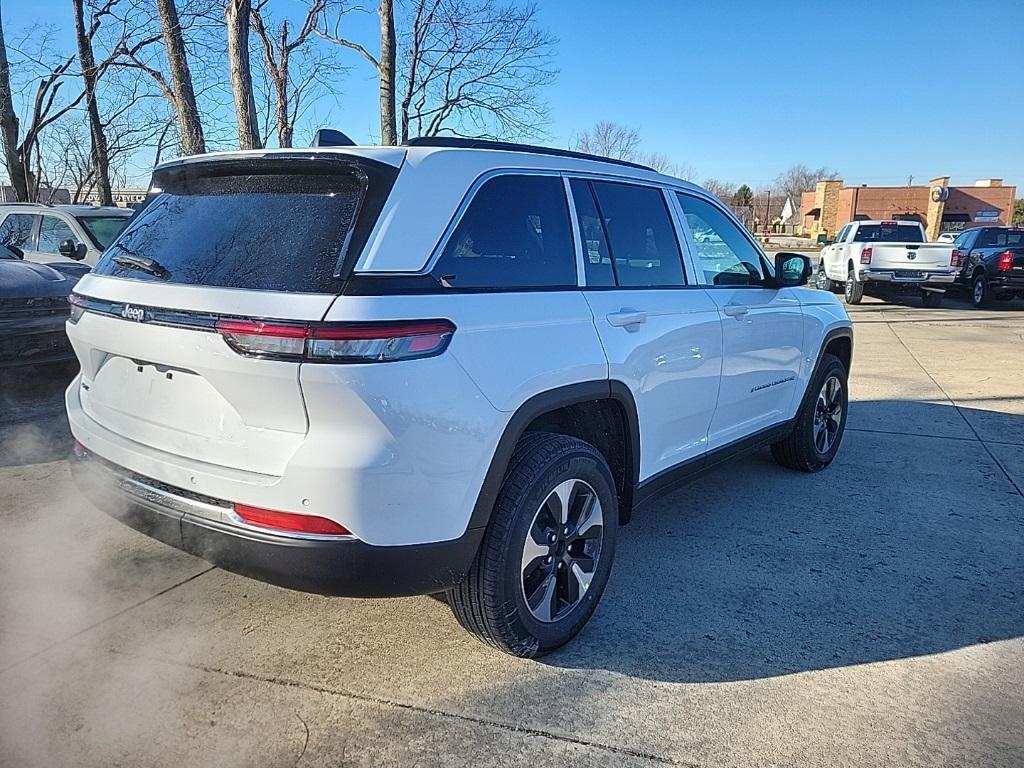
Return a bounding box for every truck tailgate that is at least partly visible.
[869,243,952,271]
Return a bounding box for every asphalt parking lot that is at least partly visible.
[1,293,1022,768]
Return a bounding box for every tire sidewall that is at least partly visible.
[801,358,848,466]
[972,275,988,307]
[496,447,618,652]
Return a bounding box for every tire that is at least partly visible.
[771,353,848,472]
[921,291,943,308]
[815,262,835,292]
[446,432,618,657]
[844,267,864,304]
[971,273,992,308]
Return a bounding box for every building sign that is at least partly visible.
[930,186,949,203]
[975,209,1000,222]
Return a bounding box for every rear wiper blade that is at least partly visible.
[112,254,170,279]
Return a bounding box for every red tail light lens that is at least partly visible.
[860,247,873,265]
[951,249,962,268]
[997,250,1014,272]
[215,319,455,363]
[232,503,353,537]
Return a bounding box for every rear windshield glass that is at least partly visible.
[978,229,1024,247]
[78,216,131,250]
[94,171,364,293]
[853,224,923,243]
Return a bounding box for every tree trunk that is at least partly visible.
[378,0,396,145]
[274,22,291,148]
[226,0,260,150]
[155,0,206,155]
[72,0,112,205]
[0,11,27,200]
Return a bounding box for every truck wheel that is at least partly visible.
[972,274,992,308]
[844,268,864,304]
[815,262,835,292]
[771,353,848,473]
[922,291,943,308]
[447,432,618,657]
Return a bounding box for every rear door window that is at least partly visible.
[434,174,575,289]
[0,214,37,249]
[588,181,685,287]
[94,166,373,293]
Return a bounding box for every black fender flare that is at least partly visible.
[466,380,641,532]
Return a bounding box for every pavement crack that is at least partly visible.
[293,712,310,767]
[0,566,216,676]
[105,649,696,767]
[885,321,1024,499]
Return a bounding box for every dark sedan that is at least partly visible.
[0,245,79,368]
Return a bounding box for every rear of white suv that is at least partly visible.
[68,140,853,657]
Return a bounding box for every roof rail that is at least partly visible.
[403,136,655,172]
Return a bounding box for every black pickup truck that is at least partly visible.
[953,226,1024,307]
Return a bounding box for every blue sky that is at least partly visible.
[5,0,1023,191]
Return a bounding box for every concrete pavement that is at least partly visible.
[1,294,1022,767]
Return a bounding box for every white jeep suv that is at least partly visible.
[66,138,853,657]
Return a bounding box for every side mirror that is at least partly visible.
[772,252,812,287]
[59,239,88,261]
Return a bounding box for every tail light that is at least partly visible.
[951,249,962,268]
[215,319,455,363]
[232,503,353,537]
[997,250,1014,272]
[860,247,873,265]
[68,293,86,324]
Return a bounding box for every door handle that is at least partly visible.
[723,304,749,318]
[607,308,647,327]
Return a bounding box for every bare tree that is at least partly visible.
[252,0,335,148]
[113,0,208,156]
[0,9,27,199]
[701,178,735,201]
[574,121,641,161]
[314,0,397,145]
[72,0,117,205]
[226,0,260,149]
[0,26,89,200]
[393,0,555,141]
[641,151,696,179]
[774,164,839,202]
[154,0,205,154]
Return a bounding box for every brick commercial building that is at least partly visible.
[801,177,1017,241]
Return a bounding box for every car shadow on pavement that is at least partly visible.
[0,365,76,468]
[540,399,1024,683]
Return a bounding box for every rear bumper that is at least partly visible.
[858,268,956,287]
[986,275,1024,292]
[70,450,483,597]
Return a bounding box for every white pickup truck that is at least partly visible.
[815,220,960,307]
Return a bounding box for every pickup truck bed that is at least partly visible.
[817,220,957,307]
